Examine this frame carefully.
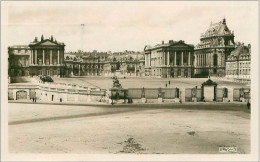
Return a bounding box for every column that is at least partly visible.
[188,52,191,66]
[195,55,197,66]
[202,54,204,66]
[203,54,204,66]
[167,51,170,65]
[61,51,63,65]
[50,50,53,65]
[35,49,37,65]
[201,54,202,66]
[79,64,81,76]
[31,50,34,65]
[202,54,205,66]
[145,55,147,67]
[174,51,177,66]
[181,51,183,66]
[43,49,45,65]
[164,51,168,65]
[208,54,211,66]
[205,54,206,66]
[206,54,208,66]
[58,50,60,65]
[162,52,165,65]
[150,54,151,66]
[147,55,149,66]
[199,54,201,66]
[202,54,203,66]
[197,55,199,66]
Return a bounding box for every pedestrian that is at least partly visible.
[60,98,62,102]
[35,97,37,103]
[166,83,167,88]
[169,80,170,85]
[32,97,34,102]
[247,101,250,110]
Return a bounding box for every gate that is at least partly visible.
[16,90,27,100]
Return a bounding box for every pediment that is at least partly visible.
[169,41,193,48]
[38,40,58,46]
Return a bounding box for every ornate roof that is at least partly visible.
[201,18,234,39]
[227,44,251,61]
[230,45,250,57]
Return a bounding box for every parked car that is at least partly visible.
[40,76,53,82]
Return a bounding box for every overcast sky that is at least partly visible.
[3,1,258,52]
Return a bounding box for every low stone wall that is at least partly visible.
[8,81,107,103]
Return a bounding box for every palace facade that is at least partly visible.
[64,51,145,77]
[8,19,251,79]
[8,35,66,77]
[144,40,194,78]
[226,44,251,81]
[194,18,236,77]
[64,51,108,76]
[29,35,65,77]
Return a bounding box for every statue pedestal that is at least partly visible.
[158,98,163,103]
[141,98,146,103]
[192,97,197,102]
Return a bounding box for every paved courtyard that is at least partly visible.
[9,103,250,154]
[52,77,248,89]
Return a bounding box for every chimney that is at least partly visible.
[34,37,38,42]
[162,41,164,45]
[248,44,251,54]
[51,35,54,41]
[169,40,173,44]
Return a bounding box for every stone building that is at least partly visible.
[64,51,108,76]
[144,40,194,78]
[226,44,251,81]
[105,52,145,76]
[29,35,65,77]
[194,18,236,77]
[8,45,30,77]
[81,52,108,76]
[64,51,145,77]
[64,55,82,76]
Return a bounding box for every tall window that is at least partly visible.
[213,54,218,66]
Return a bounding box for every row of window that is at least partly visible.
[226,69,251,75]
[226,62,251,68]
